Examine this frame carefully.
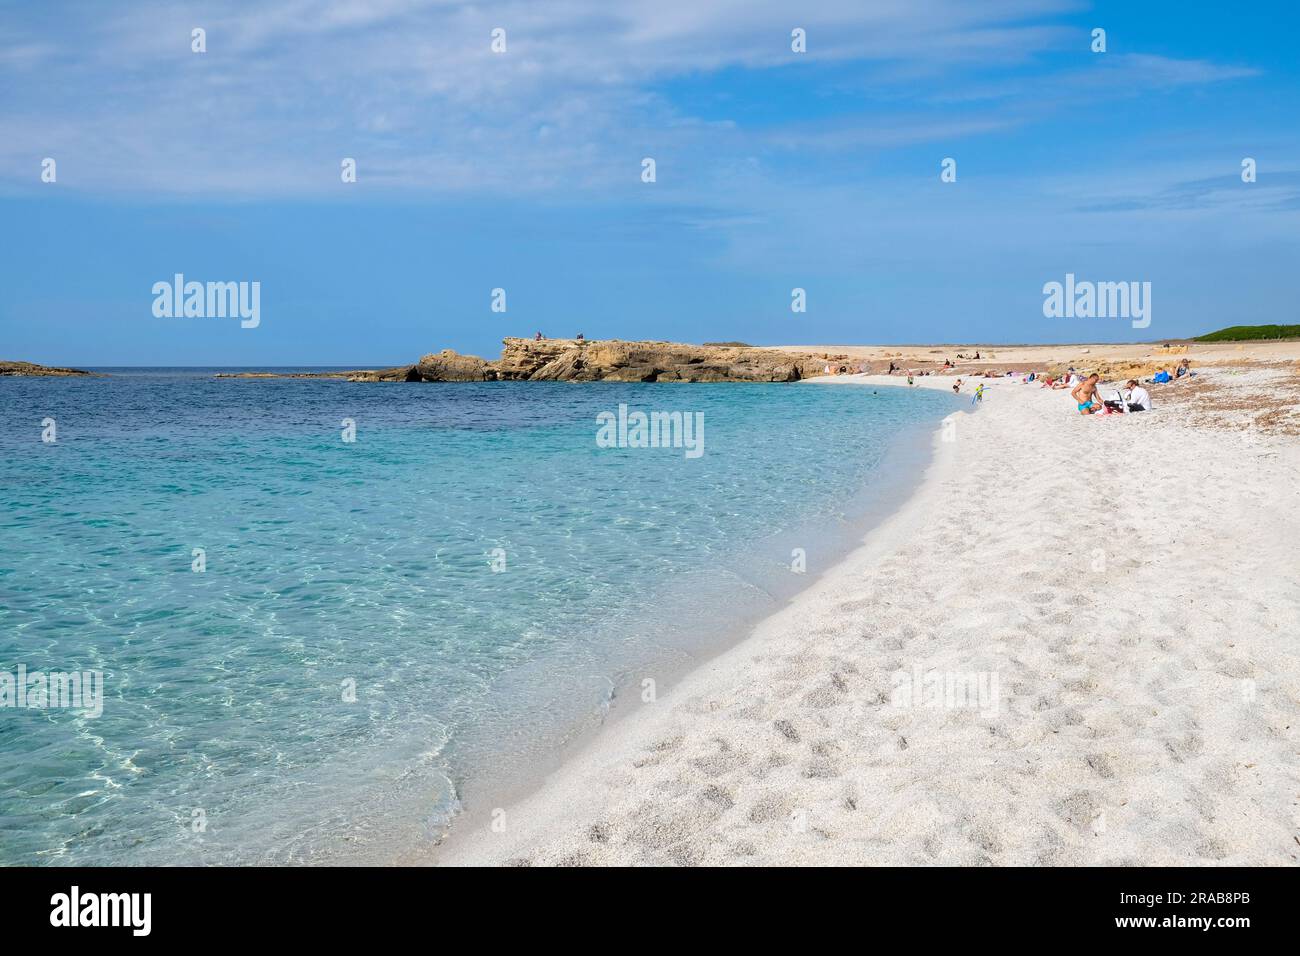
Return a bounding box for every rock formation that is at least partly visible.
[415,339,846,382]
[0,361,93,377]
[213,339,856,383]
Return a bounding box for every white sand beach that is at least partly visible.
[437,361,1300,866]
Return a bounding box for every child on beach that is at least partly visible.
[971,383,985,405]
[953,378,962,393]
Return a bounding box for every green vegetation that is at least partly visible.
[1194,324,1300,342]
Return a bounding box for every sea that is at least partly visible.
[0,369,961,864]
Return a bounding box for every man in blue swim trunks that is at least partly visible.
[1071,373,1101,415]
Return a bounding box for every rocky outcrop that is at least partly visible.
[486,338,841,383]
[217,365,423,382]
[0,361,93,377]
[412,349,495,381]
[213,339,855,383]
[340,366,421,382]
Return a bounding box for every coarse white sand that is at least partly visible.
[435,370,1300,866]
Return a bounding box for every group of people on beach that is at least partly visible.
[824,356,1191,417]
[1067,358,1194,415]
[1068,374,1152,415]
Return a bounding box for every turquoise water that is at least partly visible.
[0,371,959,864]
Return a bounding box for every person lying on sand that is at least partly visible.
[1071,373,1101,414]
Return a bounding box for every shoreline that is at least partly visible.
[434,369,1300,866]
[432,375,975,865]
[404,392,960,864]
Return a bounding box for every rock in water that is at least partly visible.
[0,361,93,377]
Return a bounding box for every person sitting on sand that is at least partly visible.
[1123,379,1152,412]
[535,331,543,341]
[1152,368,1171,383]
[1071,373,1102,414]
[576,332,585,342]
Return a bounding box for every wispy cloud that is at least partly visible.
[0,0,1275,201]
[0,0,1196,195]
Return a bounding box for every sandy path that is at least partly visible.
[436,372,1300,866]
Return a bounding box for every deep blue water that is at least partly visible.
[0,370,959,864]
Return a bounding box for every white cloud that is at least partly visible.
[0,0,1265,197]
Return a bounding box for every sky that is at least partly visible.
[1,0,1297,365]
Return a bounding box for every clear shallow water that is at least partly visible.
[0,370,959,864]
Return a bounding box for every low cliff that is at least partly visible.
[212,339,854,383]
[406,339,847,383]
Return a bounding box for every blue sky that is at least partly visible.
[1,0,1297,365]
